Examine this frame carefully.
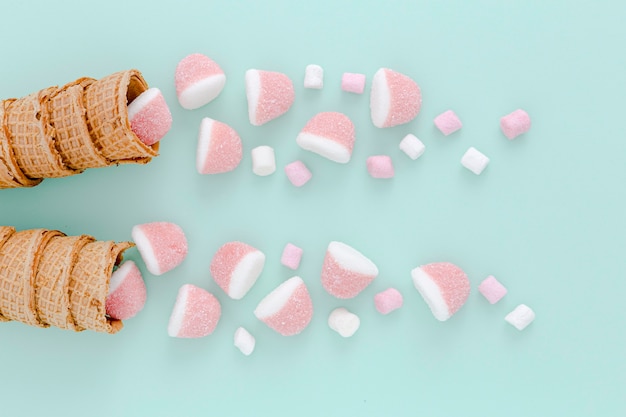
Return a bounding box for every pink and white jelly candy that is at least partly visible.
[254,276,313,336]
[175,53,226,110]
[105,260,147,320]
[210,241,265,300]
[132,222,188,276]
[128,88,172,146]
[321,241,379,299]
[168,284,221,338]
[411,262,470,321]
[370,68,421,128]
[196,117,243,174]
[245,69,295,126]
[296,112,355,164]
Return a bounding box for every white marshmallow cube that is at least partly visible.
[461,147,489,175]
[304,64,324,89]
[251,146,276,176]
[234,327,256,355]
[328,307,360,338]
[505,304,535,331]
[399,134,425,160]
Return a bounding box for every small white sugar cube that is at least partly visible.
[399,134,425,160]
[505,304,535,331]
[304,64,324,89]
[234,327,256,355]
[328,308,360,338]
[251,146,276,176]
[461,146,489,175]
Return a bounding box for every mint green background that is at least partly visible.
[1,1,624,416]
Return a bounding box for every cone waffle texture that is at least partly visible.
[0,69,159,189]
[0,100,42,188]
[84,69,158,163]
[0,227,133,333]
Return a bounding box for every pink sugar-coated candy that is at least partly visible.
[284,160,312,187]
[131,222,188,276]
[500,109,531,140]
[374,288,403,315]
[254,276,313,336]
[321,241,379,299]
[196,117,243,174]
[478,275,508,304]
[105,260,147,320]
[370,68,422,128]
[210,241,266,300]
[434,110,463,136]
[296,112,355,163]
[367,155,395,179]
[127,88,172,146]
[245,69,295,126]
[175,53,226,110]
[341,73,366,94]
[411,262,471,321]
[281,243,303,270]
[168,284,221,338]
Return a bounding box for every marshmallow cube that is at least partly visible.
[105,261,147,320]
[296,112,355,164]
[196,117,243,174]
[370,68,422,128]
[234,327,256,356]
[461,147,490,175]
[328,308,360,338]
[175,53,226,110]
[367,155,395,179]
[374,288,403,315]
[434,110,462,136]
[168,284,221,338]
[210,241,266,300]
[478,275,507,304]
[505,304,535,331]
[321,241,379,299]
[411,262,471,321]
[341,73,366,94]
[399,134,425,160]
[284,160,312,187]
[128,88,172,146]
[281,243,303,270]
[254,276,313,336]
[251,146,276,176]
[245,69,295,126]
[304,64,324,89]
[132,222,188,276]
[501,109,531,140]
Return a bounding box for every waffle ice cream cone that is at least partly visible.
[6,87,80,179]
[84,69,159,163]
[0,100,43,188]
[50,78,111,170]
[0,228,63,327]
[34,234,93,330]
[0,226,133,333]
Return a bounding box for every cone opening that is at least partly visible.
[127,73,148,106]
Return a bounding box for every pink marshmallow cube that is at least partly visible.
[367,155,394,179]
[281,243,303,270]
[341,73,366,94]
[434,110,463,136]
[284,160,312,187]
[500,109,531,140]
[478,275,508,304]
[374,288,403,315]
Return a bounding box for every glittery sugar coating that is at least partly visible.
[210,241,265,299]
[105,261,147,320]
[168,284,221,338]
[255,277,313,336]
[420,262,470,317]
[128,88,172,146]
[175,53,224,95]
[296,112,355,163]
[321,242,379,299]
[370,68,421,128]
[246,69,295,126]
[196,118,242,174]
[132,222,188,276]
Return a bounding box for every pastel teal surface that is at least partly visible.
[0,1,624,416]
